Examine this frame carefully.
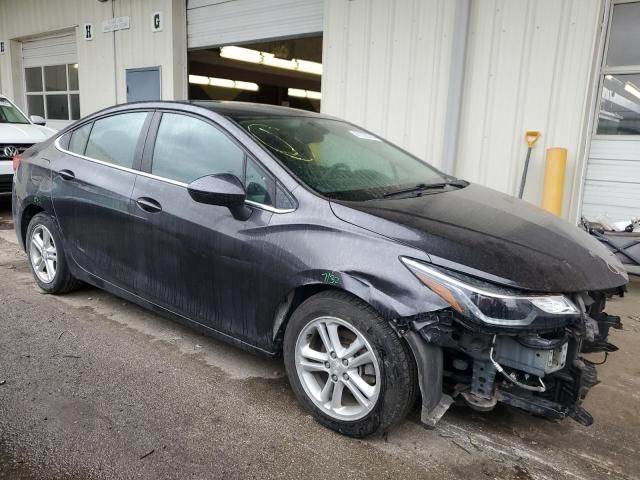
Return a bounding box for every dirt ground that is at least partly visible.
[0,199,639,480]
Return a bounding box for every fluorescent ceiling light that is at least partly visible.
[234,81,259,91]
[599,110,622,122]
[188,75,209,85]
[209,77,235,88]
[220,46,322,76]
[605,74,614,80]
[188,74,259,92]
[624,81,640,100]
[288,88,321,100]
[220,46,262,63]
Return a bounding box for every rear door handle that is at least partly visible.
[135,197,163,213]
[59,169,75,181]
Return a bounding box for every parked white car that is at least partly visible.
[0,95,55,197]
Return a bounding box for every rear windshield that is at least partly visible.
[0,98,29,124]
[237,116,446,201]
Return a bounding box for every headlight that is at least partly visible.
[401,257,579,326]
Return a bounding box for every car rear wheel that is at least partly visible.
[26,213,82,294]
[283,291,417,437]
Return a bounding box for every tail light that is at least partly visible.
[12,153,22,172]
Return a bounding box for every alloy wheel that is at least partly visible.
[294,316,381,421]
[30,225,58,284]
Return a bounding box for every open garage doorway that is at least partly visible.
[188,35,322,112]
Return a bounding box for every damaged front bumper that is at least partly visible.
[396,288,625,427]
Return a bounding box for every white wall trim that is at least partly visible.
[569,0,611,223]
[441,0,469,175]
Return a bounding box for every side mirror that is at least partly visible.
[188,172,247,203]
[30,115,46,126]
[188,174,251,220]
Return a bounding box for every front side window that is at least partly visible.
[0,97,30,124]
[151,113,244,183]
[245,158,275,205]
[25,63,80,121]
[237,117,446,201]
[85,112,148,168]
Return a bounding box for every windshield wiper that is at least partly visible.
[383,181,465,198]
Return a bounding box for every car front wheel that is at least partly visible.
[283,291,417,437]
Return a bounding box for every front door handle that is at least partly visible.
[135,197,163,213]
[59,169,75,181]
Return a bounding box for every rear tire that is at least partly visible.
[26,212,82,294]
[283,291,417,437]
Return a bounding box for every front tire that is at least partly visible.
[283,291,417,437]
[26,213,82,294]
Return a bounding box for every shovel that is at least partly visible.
[518,131,541,199]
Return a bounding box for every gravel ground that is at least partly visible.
[0,200,639,480]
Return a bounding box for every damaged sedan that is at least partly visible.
[12,101,628,437]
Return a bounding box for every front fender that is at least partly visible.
[289,266,450,321]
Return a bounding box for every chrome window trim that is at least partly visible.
[54,136,296,214]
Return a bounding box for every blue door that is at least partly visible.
[126,67,161,102]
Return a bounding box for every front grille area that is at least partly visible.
[0,174,13,193]
[0,143,33,160]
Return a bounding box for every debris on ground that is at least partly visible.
[451,440,473,455]
[139,449,155,460]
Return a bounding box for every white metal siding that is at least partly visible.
[455,0,603,218]
[582,139,640,221]
[22,32,77,68]
[321,0,466,171]
[187,0,323,49]
[0,0,186,118]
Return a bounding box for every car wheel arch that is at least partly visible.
[271,277,394,355]
[272,283,349,353]
[20,203,46,249]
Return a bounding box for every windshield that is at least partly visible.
[0,98,30,124]
[237,116,447,201]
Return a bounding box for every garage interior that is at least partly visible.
[188,35,322,113]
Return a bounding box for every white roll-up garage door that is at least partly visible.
[580,2,640,224]
[187,0,323,49]
[22,31,77,68]
[22,31,79,130]
[582,139,640,222]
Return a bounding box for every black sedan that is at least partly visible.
[12,101,628,437]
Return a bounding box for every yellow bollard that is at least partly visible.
[541,147,567,216]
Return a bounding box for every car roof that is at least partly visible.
[93,100,334,122]
[190,100,328,119]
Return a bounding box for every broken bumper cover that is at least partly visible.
[398,290,624,427]
[397,257,627,426]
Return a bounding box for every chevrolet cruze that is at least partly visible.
[12,101,628,437]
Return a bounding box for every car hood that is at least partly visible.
[330,183,628,293]
[0,123,56,143]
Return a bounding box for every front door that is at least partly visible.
[130,111,277,343]
[51,111,151,290]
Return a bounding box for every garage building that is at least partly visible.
[0,0,638,223]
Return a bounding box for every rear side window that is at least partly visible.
[68,123,92,155]
[85,112,148,168]
[151,113,244,183]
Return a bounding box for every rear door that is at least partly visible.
[52,110,152,290]
[129,111,278,342]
